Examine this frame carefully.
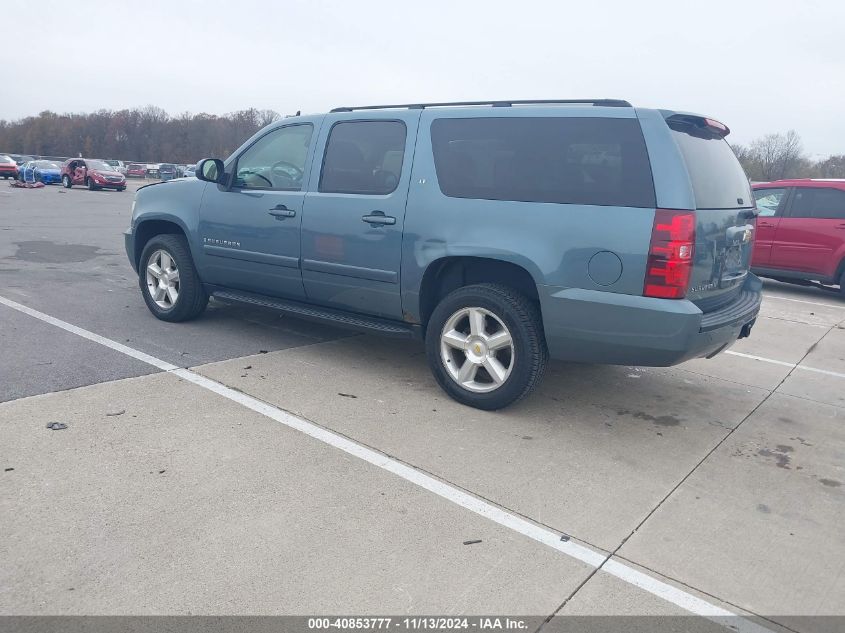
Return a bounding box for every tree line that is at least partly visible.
[1,108,843,181]
[0,107,283,164]
[731,130,844,181]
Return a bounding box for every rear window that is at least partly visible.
[668,119,751,209]
[0,155,13,164]
[430,117,655,208]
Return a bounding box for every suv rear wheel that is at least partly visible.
[138,234,208,322]
[425,284,547,410]
[87,178,97,191]
[62,175,72,188]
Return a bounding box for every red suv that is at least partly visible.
[61,158,126,191]
[752,179,845,295]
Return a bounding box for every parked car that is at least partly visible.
[9,154,34,166]
[103,159,127,175]
[751,179,845,294]
[18,159,63,184]
[0,154,18,179]
[125,99,761,409]
[127,163,147,178]
[182,164,197,178]
[146,164,160,178]
[61,158,127,191]
[159,163,177,181]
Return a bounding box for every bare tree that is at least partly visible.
[750,130,805,180]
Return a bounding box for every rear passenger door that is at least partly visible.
[771,186,845,277]
[751,187,788,267]
[301,112,421,319]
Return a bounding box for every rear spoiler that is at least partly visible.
[664,113,731,139]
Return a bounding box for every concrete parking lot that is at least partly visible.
[1,181,843,632]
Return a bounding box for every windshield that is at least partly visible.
[104,160,119,166]
[0,155,13,164]
[35,160,61,169]
[87,160,112,171]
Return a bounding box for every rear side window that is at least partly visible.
[668,120,751,209]
[430,117,655,208]
[790,187,845,219]
[752,188,786,217]
[319,120,406,195]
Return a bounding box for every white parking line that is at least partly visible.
[725,350,845,380]
[0,295,771,632]
[763,293,845,310]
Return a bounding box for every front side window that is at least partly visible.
[319,120,406,195]
[790,187,845,219]
[234,124,314,190]
[430,117,655,207]
[752,187,786,217]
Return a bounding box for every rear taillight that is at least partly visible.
[643,209,695,299]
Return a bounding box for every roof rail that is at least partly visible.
[330,99,632,113]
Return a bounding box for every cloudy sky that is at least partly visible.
[5,0,844,156]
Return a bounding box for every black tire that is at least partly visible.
[839,268,845,298]
[138,234,208,322]
[117,186,126,192]
[87,178,97,191]
[62,175,72,188]
[425,283,548,410]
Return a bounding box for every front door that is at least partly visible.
[300,113,421,319]
[197,120,319,299]
[771,186,845,277]
[751,186,787,267]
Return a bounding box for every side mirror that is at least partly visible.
[197,158,225,184]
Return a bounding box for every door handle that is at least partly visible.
[836,223,845,230]
[268,205,296,219]
[757,222,776,228]
[362,211,396,226]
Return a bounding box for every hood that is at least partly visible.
[91,169,124,177]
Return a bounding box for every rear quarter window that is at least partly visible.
[668,119,751,210]
[430,117,656,208]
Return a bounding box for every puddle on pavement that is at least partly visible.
[9,240,102,263]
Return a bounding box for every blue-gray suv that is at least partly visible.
[125,99,761,409]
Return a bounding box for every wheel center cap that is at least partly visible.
[466,337,488,361]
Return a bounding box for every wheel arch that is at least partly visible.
[417,256,541,333]
[133,217,190,271]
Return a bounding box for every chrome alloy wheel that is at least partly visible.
[145,249,180,309]
[439,306,515,393]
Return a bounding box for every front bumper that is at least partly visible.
[124,228,137,273]
[539,274,762,366]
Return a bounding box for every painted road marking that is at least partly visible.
[725,350,845,380]
[0,295,771,632]
[762,293,845,310]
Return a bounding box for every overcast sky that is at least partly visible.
[5,0,843,156]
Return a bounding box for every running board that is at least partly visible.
[210,288,421,339]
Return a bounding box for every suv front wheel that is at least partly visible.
[425,284,547,410]
[138,234,208,322]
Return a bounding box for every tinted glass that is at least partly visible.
[430,117,655,207]
[752,187,786,217]
[0,155,13,164]
[319,120,406,195]
[235,124,313,190]
[668,122,751,209]
[790,187,845,219]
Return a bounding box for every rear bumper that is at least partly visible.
[539,274,762,366]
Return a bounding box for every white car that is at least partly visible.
[103,159,127,175]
